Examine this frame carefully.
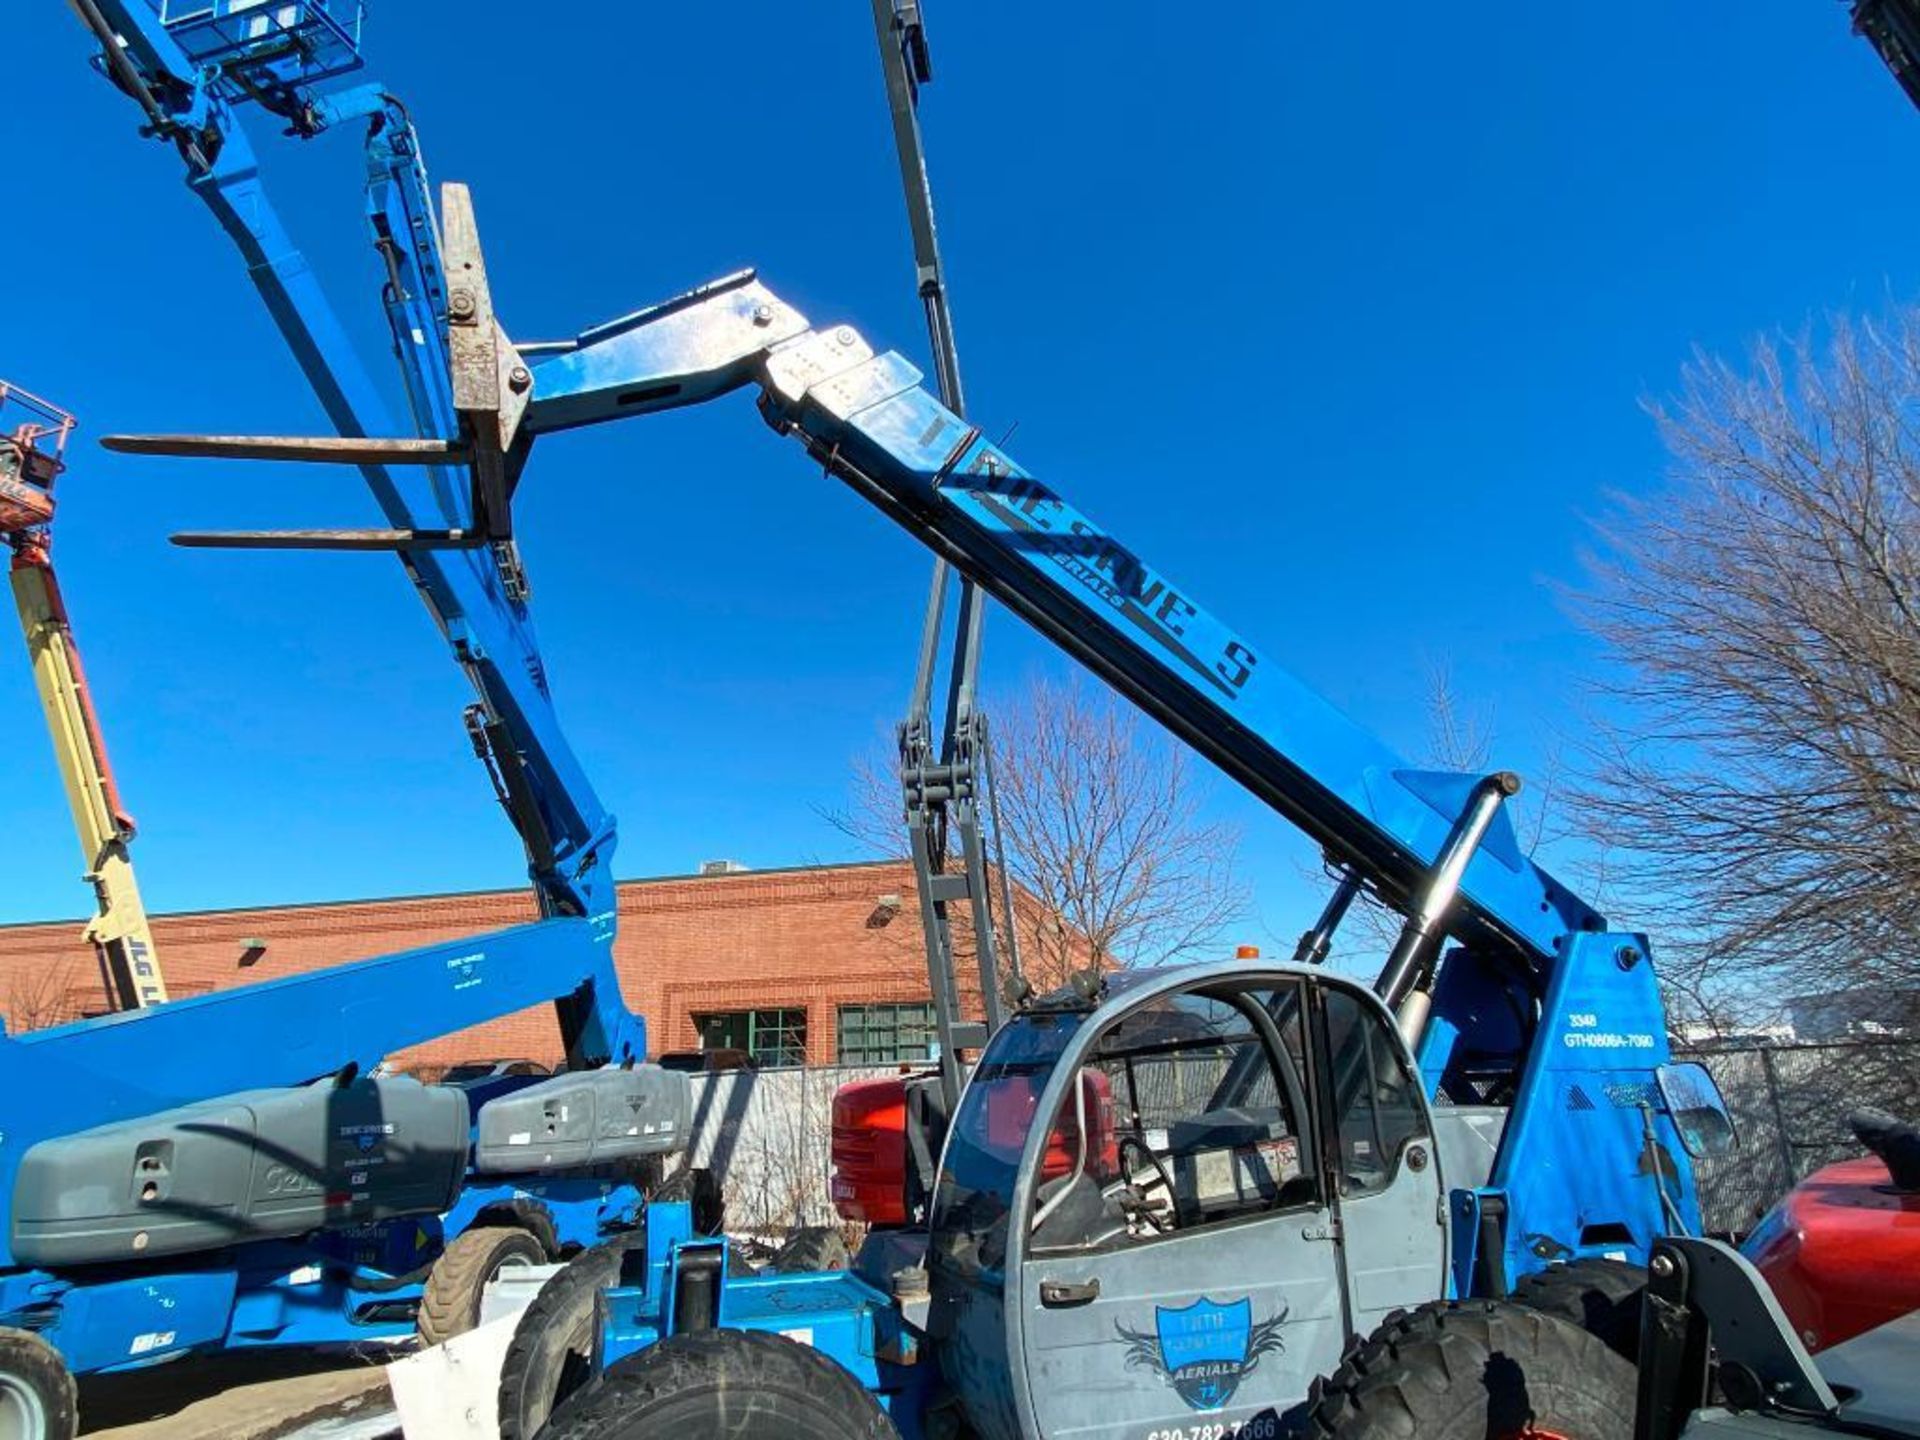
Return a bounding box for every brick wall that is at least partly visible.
[0,860,987,1071]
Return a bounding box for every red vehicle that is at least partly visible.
[1745,1107,1920,1352]
[832,1068,1119,1228]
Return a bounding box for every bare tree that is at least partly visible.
[990,677,1248,986]
[5,953,83,1035]
[1422,659,1495,775]
[1336,662,1596,958]
[1577,309,1920,1017]
[826,676,1249,992]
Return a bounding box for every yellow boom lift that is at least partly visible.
[0,382,167,1010]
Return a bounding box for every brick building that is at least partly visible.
[0,860,988,1073]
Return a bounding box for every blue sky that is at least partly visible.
[1,3,1914,964]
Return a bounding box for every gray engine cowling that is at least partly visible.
[11,1076,470,1268]
[474,1064,690,1174]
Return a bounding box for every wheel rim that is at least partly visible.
[0,1372,48,1440]
[491,1250,537,1283]
[478,1246,539,1317]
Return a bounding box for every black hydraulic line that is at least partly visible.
[870,0,964,412]
[70,0,168,129]
[69,0,213,171]
[464,704,560,886]
[1291,868,1363,966]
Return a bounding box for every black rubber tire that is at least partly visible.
[540,1328,898,1440]
[417,1225,547,1347]
[769,1225,850,1274]
[497,1237,639,1440]
[650,1165,724,1236]
[1511,1259,1648,1361]
[1306,1300,1636,1440]
[0,1329,76,1440]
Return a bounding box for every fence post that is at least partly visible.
[802,1066,817,1226]
[1758,1044,1797,1188]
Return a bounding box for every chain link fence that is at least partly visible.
[1676,1038,1920,1237]
[677,1040,1920,1240]
[682,1064,895,1233]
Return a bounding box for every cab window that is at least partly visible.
[1321,986,1427,1195]
[1027,981,1316,1253]
[930,1009,1086,1276]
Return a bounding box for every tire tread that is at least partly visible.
[1306,1300,1634,1440]
[0,1327,75,1440]
[497,1238,636,1440]
[543,1328,895,1440]
[417,1225,544,1347]
[1511,1259,1648,1360]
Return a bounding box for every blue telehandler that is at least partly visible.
[112,110,1738,1440]
[84,6,1759,1438]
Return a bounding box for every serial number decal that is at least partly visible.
[1564,1012,1655,1049]
[1147,1417,1280,1440]
[1562,1032,1655,1050]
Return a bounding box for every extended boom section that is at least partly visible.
[753,331,1602,966]
[1,385,167,1011]
[512,287,1603,973]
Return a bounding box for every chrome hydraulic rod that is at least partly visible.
[1377,772,1521,1042]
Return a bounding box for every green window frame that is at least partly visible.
[837,1001,940,1065]
[693,1008,809,1067]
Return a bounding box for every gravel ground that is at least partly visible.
[78,1350,399,1440]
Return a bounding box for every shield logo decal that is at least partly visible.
[1159,1296,1251,1408]
[1117,1295,1288,1411]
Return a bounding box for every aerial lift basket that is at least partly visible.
[149,0,366,101]
[0,384,68,533]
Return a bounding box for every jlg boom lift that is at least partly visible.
[0,384,166,1010]
[108,10,1743,1436]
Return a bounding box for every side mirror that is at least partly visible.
[1657,1062,1738,1158]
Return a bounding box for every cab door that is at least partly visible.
[1314,980,1449,1333]
[1013,977,1346,1439]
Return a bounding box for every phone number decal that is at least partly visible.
[1147,1418,1279,1440]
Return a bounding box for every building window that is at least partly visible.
[694,1008,808,1067]
[837,1002,939,1066]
